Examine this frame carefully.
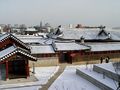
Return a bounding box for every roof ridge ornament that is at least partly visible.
[98,25,107,36]
[107,33,111,39]
[55,25,63,35]
[80,36,85,44]
[98,25,106,30]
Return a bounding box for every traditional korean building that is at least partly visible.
[0,33,36,80]
[24,28,38,35]
[52,41,90,63]
[15,27,120,65]
[50,28,120,63]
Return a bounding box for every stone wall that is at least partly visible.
[76,69,114,90]
[29,57,59,67]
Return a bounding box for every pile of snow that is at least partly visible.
[49,65,100,90]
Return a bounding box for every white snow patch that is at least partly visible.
[33,66,59,84]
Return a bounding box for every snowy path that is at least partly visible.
[34,66,59,85]
[41,65,66,90]
[49,65,100,90]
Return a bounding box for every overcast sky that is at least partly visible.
[0,0,120,27]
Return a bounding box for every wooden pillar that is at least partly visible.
[69,52,73,64]
[26,60,29,77]
[58,52,61,63]
[32,62,35,74]
[68,52,72,64]
[6,61,9,80]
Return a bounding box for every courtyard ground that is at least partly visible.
[0,62,119,90]
[49,65,100,90]
[0,66,59,90]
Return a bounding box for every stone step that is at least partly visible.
[93,63,120,82]
[76,68,118,90]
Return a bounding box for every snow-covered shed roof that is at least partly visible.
[52,41,90,51]
[0,45,36,61]
[0,33,30,50]
[25,28,37,32]
[87,42,120,51]
[30,45,55,54]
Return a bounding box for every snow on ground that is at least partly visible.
[33,66,59,84]
[49,65,100,90]
[1,66,59,90]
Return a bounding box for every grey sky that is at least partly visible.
[0,0,120,27]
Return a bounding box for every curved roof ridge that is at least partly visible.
[0,33,30,50]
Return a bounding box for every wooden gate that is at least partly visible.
[0,64,6,80]
[0,65,1,80]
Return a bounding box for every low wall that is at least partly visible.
[72,53,120,64]
[93,65,120,82]
[76,69,114,90]
[29,57,59,67]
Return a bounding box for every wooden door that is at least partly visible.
[0,65,1,80]
[0,64,6,80]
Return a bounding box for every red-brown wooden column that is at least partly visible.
[6,61,9,80]
[26,60,30,77]
[58,52,61,63]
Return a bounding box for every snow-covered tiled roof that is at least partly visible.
[19,37,43,44]
[48,28,120,41]
[53,42,90,51]
[16,35,54,44]
[108,30,120,40]
[87,42,120,51]
[60,28,99,40]
[30,45,55,54]
[0,46,36,61]
[0,46,16,59]
[0,33,30,50]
